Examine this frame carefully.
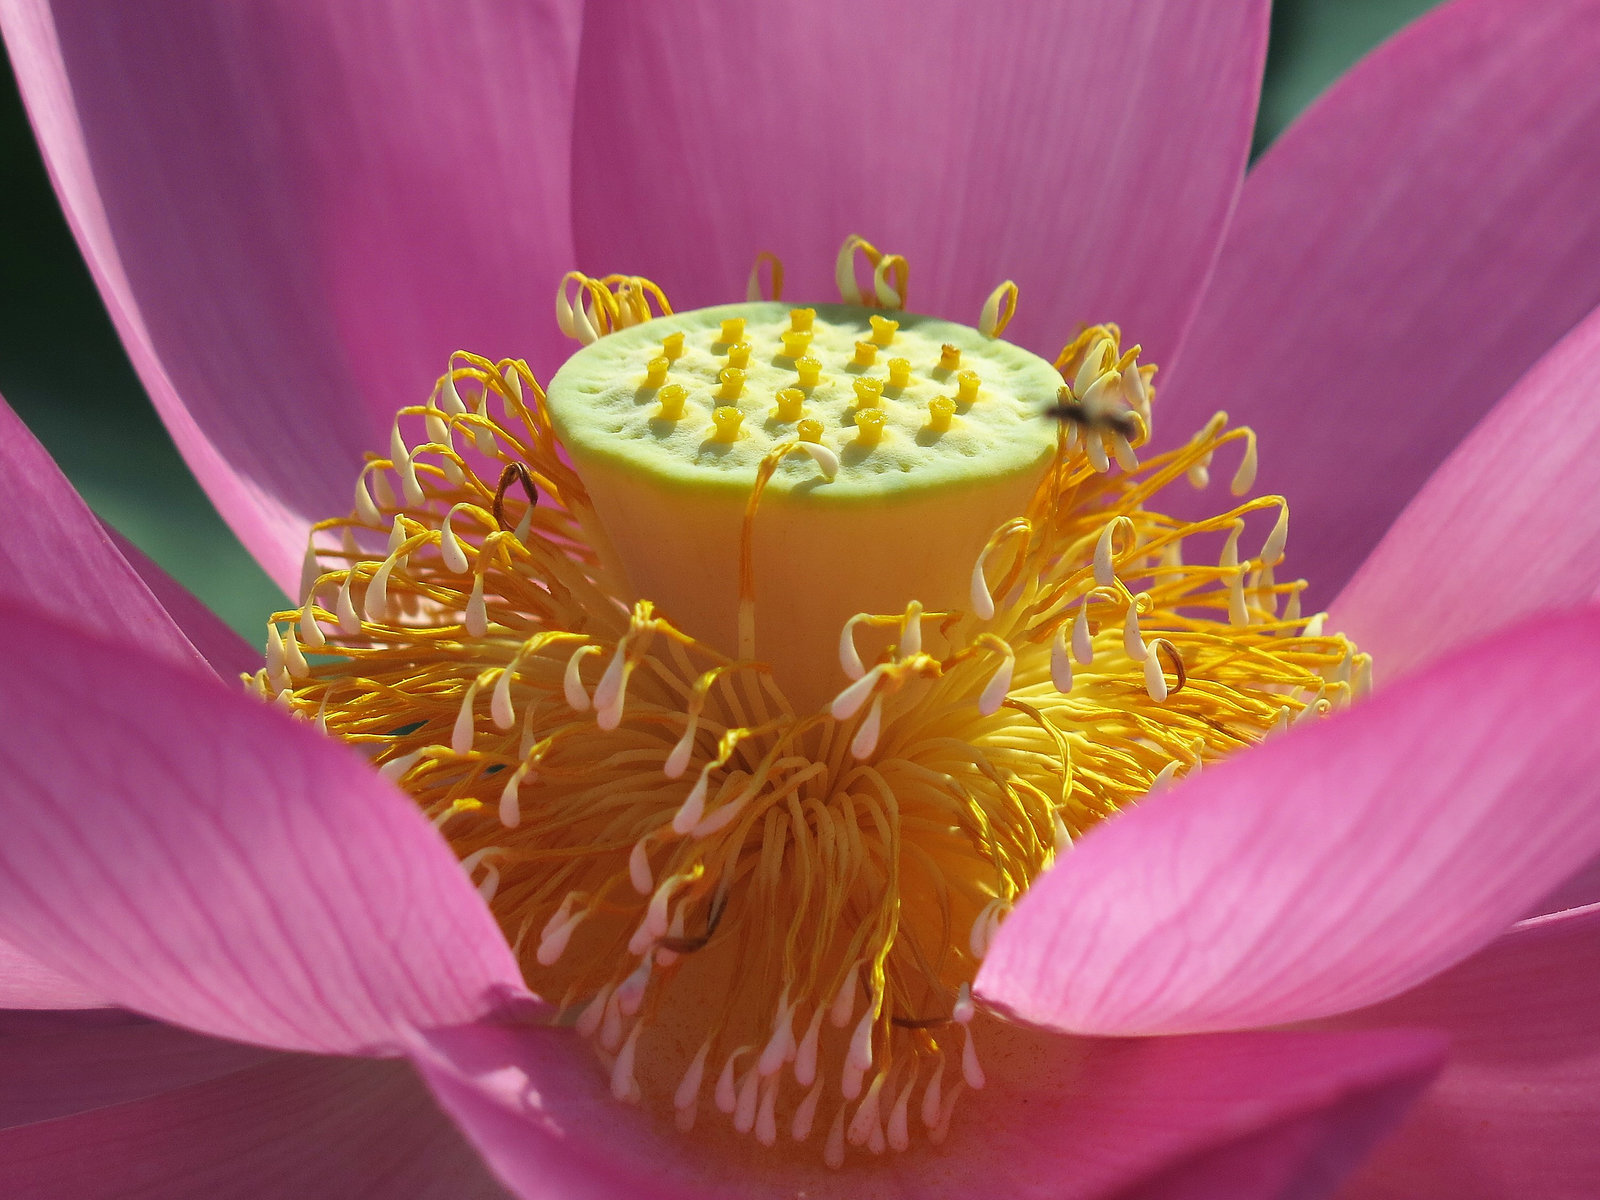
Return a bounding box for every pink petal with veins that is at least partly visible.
[1332,905,1600,1200]
[0,0,583,590]
[411,1019,1441,1200]
[572,0,1269,368]
[0,600,528,1055]
[979,608,1600,1035]
[1335,299,1600,679]
[0,1053,508,1199]
[1166,0,1600,603]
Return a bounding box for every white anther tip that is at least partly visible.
[978,653,1013,717]
[1072,601,1095,665]
[1050,624,1073,693]
[672,770,712,836]
[796,441,839,479]
[1143,652,1169,702]
[830,666,880,722]
[969,556,996,621]
[664,723,696,779]
[849,696,884,759]
[838,617,866,681]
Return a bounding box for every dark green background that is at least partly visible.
[0,1,1440,643]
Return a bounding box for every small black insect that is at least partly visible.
[1042,386,1140,441]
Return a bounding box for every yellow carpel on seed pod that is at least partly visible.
[544,301,1063,707]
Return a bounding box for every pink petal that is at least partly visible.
[411,1019,1440,1200]
[0,1019,268,1130]
[0,936,107,1011]
[977,607,1600,1036]
[1333,904,1600,1200]
[1333,300,1600,679]
[0,1010,141,1039]
[0,1053,508,1199]
[0,600,527,1055]
[100,525,262,680]
[0,393,211,677]
[1162,0,1600,603]
[1531,856,1600,918]
[0,0,583,591]
[571,0,1269,365]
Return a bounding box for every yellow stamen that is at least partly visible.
[262,239,1366,1168]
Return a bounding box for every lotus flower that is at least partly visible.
[3,1,1600,1197]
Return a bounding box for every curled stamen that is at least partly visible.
[493,462,538,532]
[1261,503,1290,566]
[298,539,322,604]
[1094,516,1133,586]
[1231,430,1260,495]
[746,250,785,302]
[1150,639,1187,695]
[389,424,424,507]
[978,280,1019,339]
[439,505,472,574]
[675,1040,713,1122]
[1072,600,1094,664]
[353,471,383,527]
[1050,622,1073,692]
[563,644,601,711]
[978,641,1015,717]
[1123,603,1148,663]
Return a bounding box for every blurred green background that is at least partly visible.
[0,0,1440,643]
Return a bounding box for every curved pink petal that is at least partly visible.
[0,394,211,678]
[1334,300,1600,679]
[0,1053,508,1199]
[571,0,1269,365]
[412,1019,1440,1200]
[977,607,1600,1036]
[100,526,261,680]
[0,600,527,1055]
[0,1020,268,1129]
[1162,0,1600,603]
[1332,904,1600,1199]
[0,936,107,1010]
[1,0,583,591]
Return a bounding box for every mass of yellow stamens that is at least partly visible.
[257,241,1366,1167]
